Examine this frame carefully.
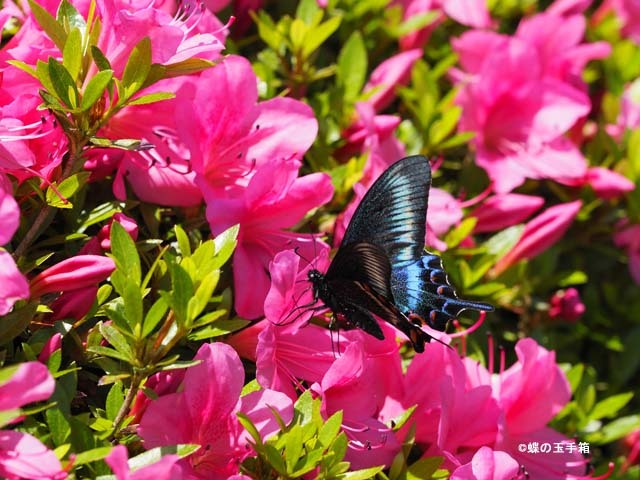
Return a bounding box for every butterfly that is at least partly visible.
[307,155,493,353]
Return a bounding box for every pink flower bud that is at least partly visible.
[363,49,422,112]
[30,255,115,298]
[38,333,62,363]
[49,286,99,322]
[471,194,545,233]
[585,167,635,200]
[549,288,585,322]
[494,201,582,275]
[98,213,139,250]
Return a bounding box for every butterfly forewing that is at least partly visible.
[341,155,430,266]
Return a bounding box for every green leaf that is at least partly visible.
[87,345,133,363]
[445,217,477,249]
[169,263,194,324]
[285,425,304,471]
[586,414,640,444]
[106,381,124,421]
[296,0,320,24]
[565,363,584,393]
[161,58,215,79]
[337,31,367,101]
[91,45,112,71]
[336,466,385,479]
[6,60,39,80]
[429,107,461,146]
[73,446,113,466]
[110,221,141,286]
[121,36,152,99]
[253,11,284,52]
[0,409,22,429]
[80,69,113,111]
[187,271,219,322]
[237,412,263,447]
[56,0,86,32]
[122,280,143,332]
[213,224,239,269]
[0,302,37,345]
[485,225,524,257]
[318,410,343,447]
[48,57,79,108]
[45,171,90,208]
[127,444,200,471]
[126,91,175,106]
[174,225,191,257]
[46,408,71,446]
[99,323,135,362]
[302,15,341,57]
[28,0,67,51]
[407,457,443,480]
[187,318,248,341]
[62,27,83,81]
[589,392,634,421]
[142,297,169,338]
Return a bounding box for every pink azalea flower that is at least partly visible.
[47,286,98,323]
[106,445,181,480]
[177,55,318,194]
[363,49,422,112]
[453,31,591,193]
[549,288,586,322]
[97,213,139,251]
[515,9,611,91]
[0,431,66,480]
[0,251,29,316]
[493,200,582,275]
[0,362,64,480]
[394,0,492,51]
[139,343,293,479]
[398,343,500,463]
[425,187,463,250]
[0,361,55,411]
[450,446,520,480]
[205,157,333,319]
[612,80,640,134]
[583,167,635,200]
[471,194,545,234]
[29,255,115,298]
[0,173,19,245]
[316,339,403,470]
[613,222,640,284]
[493,339,586,479]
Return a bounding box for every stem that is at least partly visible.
[111,371,143,438]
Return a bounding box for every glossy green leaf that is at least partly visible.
[589,393,634,421]
[110,221,141,286]
[121,36,152,99]
[80,69,113,111]
[142,297,169,338]
[127,91,175,106]
[302,15,341,57]
[45,172,90,209]
[62,27,83,80]
[73,446,113,466]
[47,57,79,108]
[28,0,67,51]
[337,31,367,101]
[91,45,112,71]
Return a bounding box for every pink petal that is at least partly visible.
[0,361,55,411]
[585,167,636,200]
[0,173,19,245]
[443,0,492,28]
[238,388,293,440]
[494,200,581,275]
[471,194,545,233]
[364,49,423,112]
[0,251,29,316]
[0,430,65,480]
[451,446,519,480]
[38,333,62,363]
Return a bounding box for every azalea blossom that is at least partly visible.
[29,255,116,298]
[0,362,66,480]
[450,446,520,480]
[205,156,333,319]
[138,342,293,479]
[363,49,422,112]
[493,201,582,275]
[471,194,545,234]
